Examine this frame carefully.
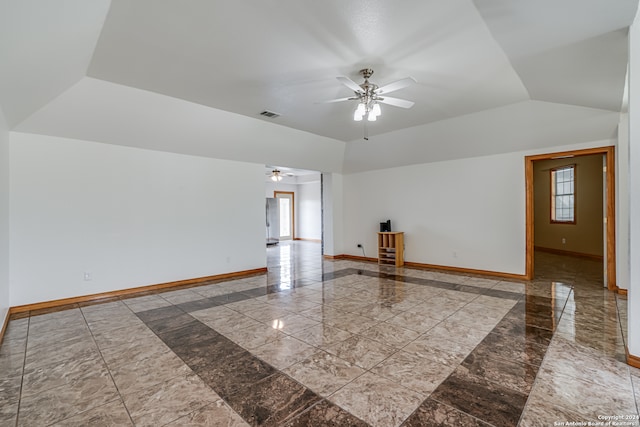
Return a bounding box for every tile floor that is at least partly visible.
[0,241,638,426]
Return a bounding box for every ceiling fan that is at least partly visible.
[266,168,293,182]
[323,68,416,124]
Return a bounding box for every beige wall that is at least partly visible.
[533,154,604,256]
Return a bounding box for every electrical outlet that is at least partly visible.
[562,238,566,244]
[453,251,458,258]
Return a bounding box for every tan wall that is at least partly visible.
[533,154,604,257]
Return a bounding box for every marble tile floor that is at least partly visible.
[0,241,638,426]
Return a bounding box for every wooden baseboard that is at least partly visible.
[9,267,267,314]
[617,288,628,296]
[294,238,322,243]
[0,309,9,347]
[627,349,640,369]
[324,254,376,262]
[404,261,527,280]
[324,254,378,262]
[534,246,604,261]
[326,254,527,280]
[340,254,378,263]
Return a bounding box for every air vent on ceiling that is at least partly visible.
[260,110,280,118]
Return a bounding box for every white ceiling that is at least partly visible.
[1,0,637,173]
[264,166,320,185]
[86,0,533,142]
[0,0,110,127]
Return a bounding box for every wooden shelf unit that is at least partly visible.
[377,232,404,267]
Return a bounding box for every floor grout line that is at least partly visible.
[13,316,30,427]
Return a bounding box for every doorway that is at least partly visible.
[525,146,616,291]
[265,168,323,251]
[274,191,295,241]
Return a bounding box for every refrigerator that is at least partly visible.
[266,198,279,246]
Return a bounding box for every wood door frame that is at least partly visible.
[525,146,617,291]
[274,191,295,240]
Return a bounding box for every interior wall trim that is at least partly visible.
[0,310,9,347]
[533,246,604,261]
[627,349,640,369]
[338,254,377,263]
[617,288,628,296]
[323,254,348,260]
[8,267,267,315]
[525,146,616,288]
[326,254,527,280]
[403,261,527,280]
[294,238,322,243]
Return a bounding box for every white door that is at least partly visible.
[275,191,294,240]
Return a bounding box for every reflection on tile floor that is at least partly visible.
[1,242,638,426]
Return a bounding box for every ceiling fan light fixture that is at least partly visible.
[270,169,283,182]
[353,102,368,121]
[329,69,414,130]
[371,103,381,117]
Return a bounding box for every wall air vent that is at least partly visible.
[260,110,280,118]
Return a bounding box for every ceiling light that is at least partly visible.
[371,103,381,117]
[353,101,382,122]
[270,169,283,181]
[322,68,416,138]
[353,103,366,121]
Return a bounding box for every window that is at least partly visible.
[551,165,575,223]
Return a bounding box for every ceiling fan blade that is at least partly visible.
[378,96,414,108]
[376,77,416,94]
[317,97,356,104]
[337,76,364,93]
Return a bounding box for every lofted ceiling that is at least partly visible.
[1,0,637,172]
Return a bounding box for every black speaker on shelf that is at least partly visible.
[379,220,391,232]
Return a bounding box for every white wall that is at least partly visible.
[0,107,9,324]
[342,140,614,276]
[617,113,630,290]
[265,182,296,198]
[344,153,525,274]
[9,132,266,306]
[297,181,321,240]
[628,8,640,359]
[322,173,344,256]
[343,100,620,173]
[17,78,346,174]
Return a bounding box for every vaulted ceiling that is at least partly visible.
[0,0,636,173]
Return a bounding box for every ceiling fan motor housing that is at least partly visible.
[359,68,374,79]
